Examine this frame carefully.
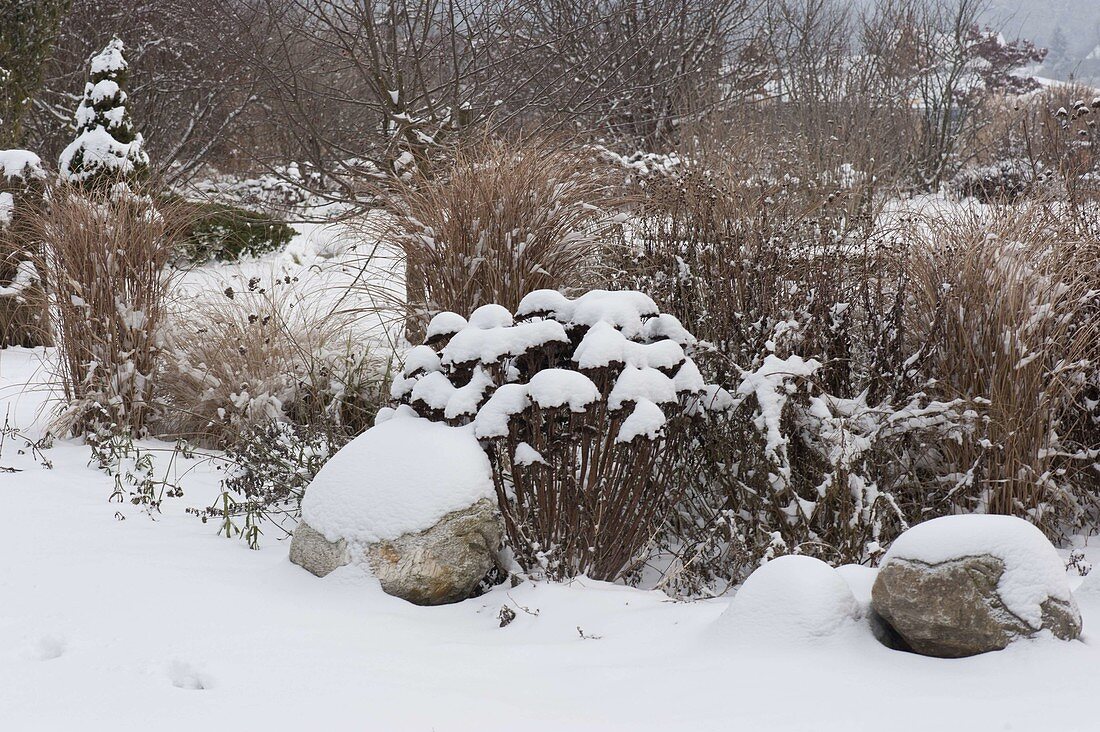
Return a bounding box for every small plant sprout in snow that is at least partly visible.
[393,289,724,582]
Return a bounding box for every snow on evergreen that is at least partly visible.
[0,149,47,184]
[58,38,148,186]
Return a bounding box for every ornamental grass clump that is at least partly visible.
[391,289,722,582]
[378,137,622,339]
[31,182,183,435]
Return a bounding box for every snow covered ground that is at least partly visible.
[3,226,1100,731]
[5,349,1100,731]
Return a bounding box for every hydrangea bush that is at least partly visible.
[391,289,724,582]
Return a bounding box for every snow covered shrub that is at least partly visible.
[158,280,389,447]
[380,137,622,338]
[186,164,321,214]
[391,290,720,582]
[659,362,979,593]
[171,199,295,264]
[58,37,148,189]
[0,149,51,347]
[608,168,1100,591]
[31,182,182,435]
[950,159,1034,203]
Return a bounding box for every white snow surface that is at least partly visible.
[425,310,468,340]
[616,399,667,442]
[608,366,677,410]
[301,416,494,544]
[513,441,547,466]
[467,303,514,329]
[717,555,860,643]
[881,514,1078,629]
[89,37,127,74]
[0,149,47,181]
[400,344,442,376]
[572,321,686,370]
[516,288,659,337]
[442,320,569,366]
[89,79,122,104]
[525,368,601,410]
[0,192,12,228]
[3,347,1100,730]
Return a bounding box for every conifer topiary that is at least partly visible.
[58,37,149,188]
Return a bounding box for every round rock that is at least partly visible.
[871,515,1082,658]
[290,416,502,605]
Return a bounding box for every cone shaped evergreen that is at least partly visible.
[58,37,149,188]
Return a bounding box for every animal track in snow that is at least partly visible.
[29,634,66,661]
[166,660,213,690]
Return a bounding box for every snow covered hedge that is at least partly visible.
[0,149,50,347]
[390,289,724,581]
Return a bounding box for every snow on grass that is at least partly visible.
[301,416,494,544]
[174,211,404,356]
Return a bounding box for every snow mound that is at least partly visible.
[516,289,659,337]
[0,149,47,182]
[399,290,725,448]
[301,417,495,545]
[717,555,859,643]
[1073,570,1100,599]
[425,311,467,341]
[617,400,667,442]
[880,515,1074,630]
[836,564,878,611]
[442,320,568,366]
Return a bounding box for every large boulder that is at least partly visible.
[872,515,1082,658]
[716,555,859,644]
[290,415,503,605]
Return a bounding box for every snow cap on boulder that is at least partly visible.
[872,514,1082,657]
[301,415,495,545]
[879,514,1076,631]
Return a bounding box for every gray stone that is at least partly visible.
[871,554,1082,658]
[290,498,502,606]
[365,498,502,606]
[289,521,348,577]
